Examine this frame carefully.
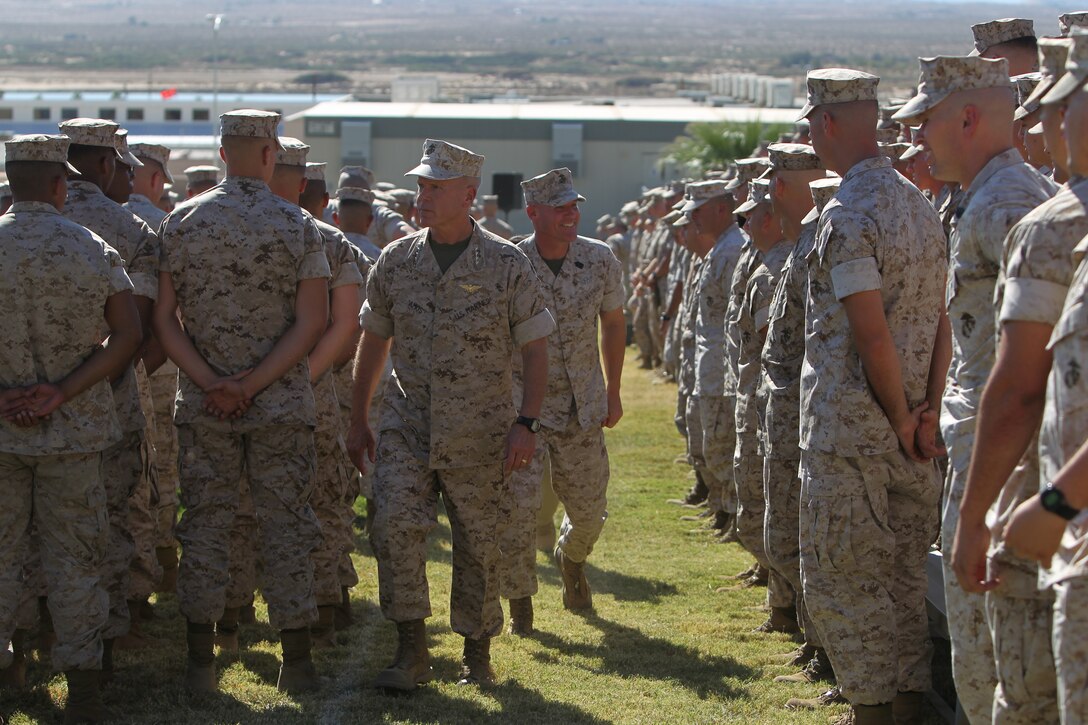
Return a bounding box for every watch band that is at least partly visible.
[1041,483,1081,521]
[515,415,540,433]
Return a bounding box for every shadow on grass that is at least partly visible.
[532,611,754,700]
[367,671,610,725]
[582,561,678,603]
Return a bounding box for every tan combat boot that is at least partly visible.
[311,605,337,650]
[277,628,317,694]
[457,637,496,687]
[215,607,240,653]
[892,691,927,724]
[0,629,28,690]
[784,686,846,710]
[774,646,833,683]
[372,619,434,692]
[508,597,534,636]
[155,546,178,593]
[334,586,354,630]
[832,703,894,725]
[185,622,217,694]
[555,547,593,610]
[115,599,156,650]
[753,605,800,634]
[64,669,106,724]
[770,641,817,666]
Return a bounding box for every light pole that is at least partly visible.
[206,13,223,164]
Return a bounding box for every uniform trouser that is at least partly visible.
[674,389,688,438]
[311,422,352,607]
[940,432,998,725]
[764,455,817,643]
[371,430,505,640]
[700,395,737,516]
[148,364,179,549]
[646,295,663,360]
[733,433,769,565]
[987,589,1059,724]
[176,424,320,630]
[631,295,655,363]
[125,448,160,600]
[536,457,558,538]
[497,419,610,599]
[226,474,258,610]
[100,431,144,638]
[0,452,108,672]
[1053,577,1088,725]
[685,395,722,512]
[799,448,939,706]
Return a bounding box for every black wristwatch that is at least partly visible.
[1040,483,1081,521]
[515,415,541,433]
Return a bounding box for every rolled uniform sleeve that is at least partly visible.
[359,258,394,339]
[600,251,626,313]
[509,257,556,348]
[1001,220,1076,327]
[126,222,160,301]
[330,238,365,290]
[826,213,882,300]
[104,243,135,295]
[297,218,332,281]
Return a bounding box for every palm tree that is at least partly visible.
[662,120,791,174]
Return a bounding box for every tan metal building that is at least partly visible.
[285,101,798,236]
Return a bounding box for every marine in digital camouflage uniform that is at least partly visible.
[59,118,161,669]
[799,69,946,723]
[0,134,142,721]
[496,168,625,633]
[896,55,1059,724]
[759,146,836,687]
[153,110,331,695]
[347,139,554,691]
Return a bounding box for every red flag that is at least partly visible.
[161,87,178,99]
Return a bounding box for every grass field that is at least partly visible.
[2,354,946,724]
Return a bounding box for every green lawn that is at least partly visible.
[3,354,945,723]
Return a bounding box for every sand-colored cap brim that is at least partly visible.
[734,198,760,215]
[724,178,746,191]
[801,206,820,225]
[672,214,691,227]
[1027,121,1044,135]
[795,101,816,122]
[1042,70,1088,106]
[161,166,175,184]
[680,197,711,213]
[899,145,923,162]
[968,46,982,57]
[118,150,144,168]
[405,162,464,181]
[64,160,80,175]
[1019,77,1056,115]
[892,90,950,124]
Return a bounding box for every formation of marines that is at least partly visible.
[617,12,1088,725]
[5,11,1088,725]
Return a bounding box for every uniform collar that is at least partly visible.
[8,201,60,215]
[842,154,892,183]
[966,147,1028,194]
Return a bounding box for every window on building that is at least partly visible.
[127,108,144,121]
[306,119,339,137]
[60,108,78,121]
[98,107,117,120]
[33,108,51,120]
[0,108,13,120]
[192,108,210,121]
[164,108,182,121]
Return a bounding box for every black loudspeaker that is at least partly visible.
[492,173,523,213]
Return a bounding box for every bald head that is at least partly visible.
[916,85,1017,186]
[808,100,880,175]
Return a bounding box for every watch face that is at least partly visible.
[1042,489,1062,508]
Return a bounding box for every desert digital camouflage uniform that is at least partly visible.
[0,201,132,672]
[724,241,763,547]
[1038,235,1088,724]
[498,235,623,598]
[160,176,329,630]
[63,177,160,639]
[760,215,820,642]
[480,215,515,240]
[993,176,1088,723]
[345,229,382,264]
[665,243,694,378]
[799,154,944,706]
[368,203,412,249]
[605,225,634,302]
[677,250,705,475]
[362,221,554,639]
[694,225,746,517]
[123,192,179,554]
[939,148,1057,724]
[309,218,364,608]
[736,238,793,609]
